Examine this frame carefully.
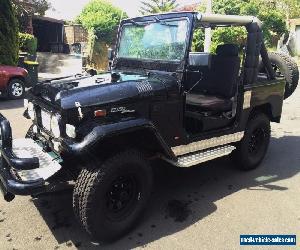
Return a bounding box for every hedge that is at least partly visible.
[0,0,19,66]
[19,32,38,55]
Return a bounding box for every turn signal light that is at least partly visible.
[94,109,107,117]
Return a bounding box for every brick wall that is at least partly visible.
[64,25,88,44]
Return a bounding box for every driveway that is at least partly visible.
[0,85,299,249]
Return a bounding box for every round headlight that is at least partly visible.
[24,99,29,108]
[51,115,60,138]
[27,102,35,120]
[66,124,76,138]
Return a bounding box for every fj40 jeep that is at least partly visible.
[0,12,295,241]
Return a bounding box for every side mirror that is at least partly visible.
[108,48,114,61]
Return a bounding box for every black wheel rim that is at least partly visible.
[105,174,140,221]
[271,63,283,78]
[248,127,267,155]
[271,63,292,91]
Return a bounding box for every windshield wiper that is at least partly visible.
[153,17,179,27]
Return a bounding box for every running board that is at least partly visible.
[175,145,236,168]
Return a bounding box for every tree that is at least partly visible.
[139,0,179,15]
[13,0,51,16]
[0,0,19,65]
[253,0,300,19]
[12,0,51,32]
[76,0,125,45]
[212,0,243,15]
[282,0,300,18]
[194,0,288,49]
[76,0,126,70]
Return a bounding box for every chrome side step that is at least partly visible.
[171,132,243,156]
[176,145,236,168]
[11,139,62,182]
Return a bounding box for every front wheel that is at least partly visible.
[73,150,153,242]
[234,113,271,170]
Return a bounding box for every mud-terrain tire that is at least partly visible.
[73,150,153,242]
[234,113,271,171]
[7,79,25,99]
[259,52,299,99]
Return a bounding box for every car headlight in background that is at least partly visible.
[66,124,76,138]
[27,102,35,120]
[51,115,61,138]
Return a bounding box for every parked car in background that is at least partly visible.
[0,65,29,99]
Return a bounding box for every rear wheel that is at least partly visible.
[234,113,271,170]
[8,79,25,99]
[73,150,153,242]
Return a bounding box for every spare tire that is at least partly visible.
[259,52,299,99]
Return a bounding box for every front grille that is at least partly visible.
[35,107,51,134]
[35,107,43,128]
[41,110,51,131]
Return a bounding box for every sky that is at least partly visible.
[45,0,201,20]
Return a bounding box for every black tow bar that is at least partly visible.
[0,116,15,202]
[0,180,15,202]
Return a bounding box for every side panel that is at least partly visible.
[246,78,285,120]
[150,99,186,146]
[0,70,9,91]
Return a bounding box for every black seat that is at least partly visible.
[186,44,240,112]
[186,94,233,112]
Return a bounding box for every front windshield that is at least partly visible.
[118,19,189,61]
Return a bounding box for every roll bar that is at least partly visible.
[197,14,261,27]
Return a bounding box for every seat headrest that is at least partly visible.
[216,44,239,57]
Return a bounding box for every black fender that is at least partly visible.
[245,77,285,123]
[61,118,176,160]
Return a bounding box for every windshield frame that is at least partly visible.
[115,17,192,64]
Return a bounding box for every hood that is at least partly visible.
[30,72,179,109]
[0,66,28,76]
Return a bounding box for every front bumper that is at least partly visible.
[0,113,59,202]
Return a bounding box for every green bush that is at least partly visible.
[192,27,247,53]
[76,0,126,45]
[0,0,19,65]
[258,10,287,47]
[192,28,205,52]
[19,32,38,55]
[211,27,247,53]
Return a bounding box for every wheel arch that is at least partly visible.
[9,76,26,84]
[89,127,175,160]
[63,119,176,163]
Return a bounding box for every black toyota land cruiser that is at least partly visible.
[0,12,297,242]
